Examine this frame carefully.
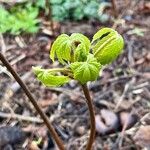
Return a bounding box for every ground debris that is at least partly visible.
[95,109,138,136]
[134,126,150,148]
[0,0,149,148]
[0,126,26,149]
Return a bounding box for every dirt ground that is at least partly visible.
[0,0,150,149]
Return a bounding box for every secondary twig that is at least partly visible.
[0,52,65,150]
[0,111,43,123]
[119,111,133,148]
[112,0,140,29]
[115,82,130,111]
[46,0,54,35]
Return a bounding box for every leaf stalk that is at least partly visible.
[81,84,96,150]
[47,68,71,74]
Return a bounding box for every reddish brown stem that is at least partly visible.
[81,84,96,150]
[0,52,65,150]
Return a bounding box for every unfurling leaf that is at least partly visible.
[71,33,90,62]
[70,54,101,84]
[33,66,70,87]
[74,43,88,62]
[50,34,71,64]
[91,28,124,65]
[70,33,90,53]
[50,33,90,64]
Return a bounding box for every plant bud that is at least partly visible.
[91,28,124,65]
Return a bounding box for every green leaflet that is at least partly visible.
[50,34,71,64]
[91,28,124,65]
[50,33,90,64]
[74,43,88,62]
[70,54,101,84]
[70,33,90,53]
[33,66,70,87]
[71,33,90,62]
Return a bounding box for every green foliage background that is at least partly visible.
[0,0,109,34]
[49,0,109,21]
[0,3,39,34]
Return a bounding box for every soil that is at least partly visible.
[0,0,150,149]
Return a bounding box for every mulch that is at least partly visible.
[0,0,150,149]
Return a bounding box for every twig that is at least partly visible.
[0,0,30,3]
[127,40,134,66]
[111,0,118,17]
[140,112,150,123]
[15,36,26,48]
[133,82,149,90]
[48,87,85,103]
[113,111,134,149]
[89,73,141,90]
[81,84,95,150]
[10,54,26,65]
[119,111,133,148]
[115,82,130,111]
[115,76,137,111]
[0,52,65,150]
[112,0,140,29]
[46,0,54,35]
[10,72,32,93]
[0,34,6,54]
[0,111,43,123]
[0,65,12,76]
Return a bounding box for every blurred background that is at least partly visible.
[0,0,150,149]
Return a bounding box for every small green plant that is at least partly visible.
[36,0,110,22]
[33,27,124,149]
[0,4,39,34]
[0,0,110,35]
[52,0,110,22]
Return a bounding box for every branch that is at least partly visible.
[0,52,65,150]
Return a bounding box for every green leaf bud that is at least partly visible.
[50,33,90,64]
[91,28,124,65]
[70,54,101,84]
